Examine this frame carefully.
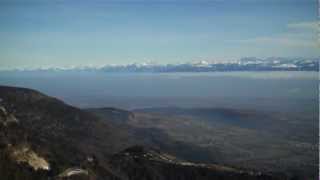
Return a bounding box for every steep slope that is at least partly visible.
[0,86,122,179]
[0,85,284,180]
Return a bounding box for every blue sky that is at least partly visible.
[0,0,318,69]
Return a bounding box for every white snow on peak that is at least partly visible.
[192,60,211,67]
[273,64,298,68]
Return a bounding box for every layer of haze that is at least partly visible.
[0,71,317,113]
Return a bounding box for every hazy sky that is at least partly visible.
[0,0,318,69]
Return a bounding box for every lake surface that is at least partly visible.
[0,71,318,112]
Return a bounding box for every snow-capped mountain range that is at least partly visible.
[4,57,319,72]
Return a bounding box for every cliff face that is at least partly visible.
[0,86,284,180]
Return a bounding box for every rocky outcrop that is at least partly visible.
[109,146,281,180]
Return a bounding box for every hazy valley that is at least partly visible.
[0,71,317,179]
[0,85,290,180]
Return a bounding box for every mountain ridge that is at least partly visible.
[1,57,318,72]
